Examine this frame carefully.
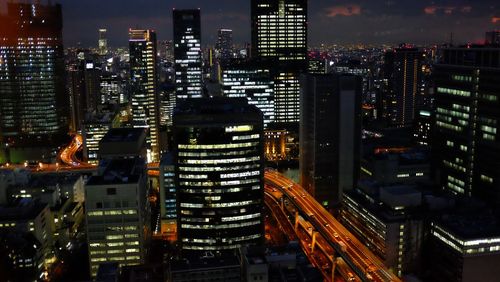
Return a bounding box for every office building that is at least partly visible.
[100,73,125,105]
[68,59,102,131]
[216,29,233,65]
[173,98,264,253]
[0,2,68,145]
[485,31,500,45]
[433,47,500,202]
[173,9,203,99]
[85,158,150,277]
[414,109,432,146]
[251,0,308,124]
[383,47,424,127]
[158,153,177,237]
[82,112,121,164]
[222,63,275,128]
[98,128,148,161]
[129,29,161,162]
[340,184,424,277]
[98,28,108,56]
[0,199,53,275]
[428,213,500,282]
[300,74,362,208]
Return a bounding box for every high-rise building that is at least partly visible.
[216,29,233,65]
[129,29,161,162]
[383,47,424,127]
[68,59,102,131]
[222,63,274,128]
[251,0,308,124]
[173,9,203,99]
[300,74,362,208]
[173,98,264,253]
[433,46,500,202]
[100,73,124,105]
[98,28,108,56]
[85,157,150,277]
[485,31,500,45]
[0,2,68,145]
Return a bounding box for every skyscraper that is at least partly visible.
[251,0,308,125]
[383,47,424,127]
[222,63,275,128]
[0,2,68,145]
[216,29,233,65]
[98,28,108,56]
[68,59,101,131]
[129,29,161,162]
[173,98,264,253]
[300,74,362,208]
[173,9,203,99]
[433,46,500,202]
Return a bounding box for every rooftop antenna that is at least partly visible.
[449,32,454,47]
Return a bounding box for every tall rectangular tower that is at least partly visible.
[300,74,362,208]
[129,29,161,162]
[251,0,307,125]
[433,47,500,203]
[383,47,424,127]
[173,9,203,99]
[0,2,68,145]
[216,29,233,66]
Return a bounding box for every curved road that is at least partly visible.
[264,169,400,282]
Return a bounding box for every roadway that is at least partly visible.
[264,169,400,282]
[0,134,97,173]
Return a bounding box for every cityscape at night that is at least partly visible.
[1,0,500,281]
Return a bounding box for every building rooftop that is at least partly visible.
[87,158,143,186]
[174,97,262,121]
[0,198,47,221]
[100,128,146,144]
[170,254,240,272]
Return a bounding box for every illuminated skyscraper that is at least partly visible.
[174,98,264,253]
[0,2,68,144]
[129,29,161,162]
[98,28,108,56]
[434,46,500,202]
[173,9,203,99]
[216,29,233,65]
[251,0,307,124]
[383,47,424,127]
[222,63,274,128]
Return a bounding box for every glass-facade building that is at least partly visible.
[251,0,307,124]
[173,9,203,99]
[129,29,161,162]
[222,64,274,128]
[434,47,500,203]
[0,2,68,144]
[173,98,264,253]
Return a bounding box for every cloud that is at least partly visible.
[326,4,361,17]
[424,5,472,15]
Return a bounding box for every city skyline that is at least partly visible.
[9,0,498,47]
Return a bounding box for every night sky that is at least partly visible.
[28,0,500,47]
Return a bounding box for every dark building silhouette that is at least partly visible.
[300,74,362,208]
[382,47,424,128]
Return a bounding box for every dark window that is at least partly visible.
[96,202,102,209]
[107,188,117,195]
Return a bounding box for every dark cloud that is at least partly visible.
[55,0,500,47]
